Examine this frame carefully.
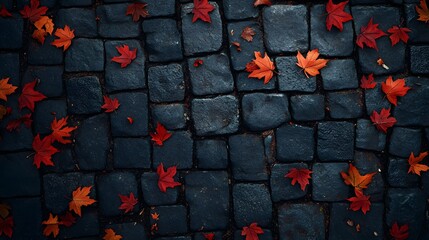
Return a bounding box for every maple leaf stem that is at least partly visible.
[26,152,36,158]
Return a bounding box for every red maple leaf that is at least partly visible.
[192,0,215,23]
[118,192,138,214]
[32,134,59,169]
[101,96,120,113]
[0,4,12,17]
[157,163,181,193]
[6,113,32,132]
[126,2,149,22]
[325,0,353,31]
[254,0,272,7]
[241,222,264,240]
[150,122,172,146]
[347,189,371,214]
[285,168,312,191]
[50,116,77,144]
[360,73,377,89]
[0,216,13,238]
[370,108,397,133]
[203,233,215,240]
[356,18,387,50]
[390,222,409,240]
[18,80,47,112]
[381,76,410,106]
[387,26,411,46]
[111,45,137,68]
[19,0,48,23]
[59,212,76,227]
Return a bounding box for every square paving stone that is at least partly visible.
[142,19,183,62]
[188,54,234,96]
[153,131,193,169]
[43,172,95,214]
[356,119,386,151]
[45,148,76,173]
[290,94,325,121]
[388,157,419,188]
[105,40,146,92]
[66,76,103,115]
[113,138,151,169]
[352,6,405,75]
[312,163,349,201]
[242,93,290,131]
[74,114,109,170]
[60,0,93,6]
[97,3,140,38]
[0,53,20,86]
[405,4,429,43]
[110,92,148,137]
[65,38,104,72]
[56,8,97,37]
[310,5,353,57]
[97,172,139,216]
[233,183,272,228]
[145,0,175,17]
[317,121,355,161]
[191,95,239,136]
[227,21,265,71]
[34,99,68,135]
[276,57,316,92]
[271,163,308,202]
[354,151,384,201]
[328,90,363,119]
[23,66,64,98]
[321,59,358,90]
[410,46,429,74]
[186,171,229,231]
[150,205,187,235]
[329,203,384,240]
[236,71,276,92]
[148,64,185,103]
[0,152,40,198]
[196,140,228,169]
[278,203,325,240]
[151,104,186,130]
[28,36,63,65]
[0,13,23,49]
[276,124,314,162]
[223,0,258,20]
[141,172,179,206]
[229,134,268,181]
[263,5,308,53]
[4,198,44,239]
[364,77,391,115]
[59,208,99,238]
[104,223,148,240]
[181,2,222,55]
[386,188,426,240]
[393,77,429,126]
[389,127,421,158]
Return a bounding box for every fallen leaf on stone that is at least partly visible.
[408,151,429,176]
[101,96,120,113]
[248,51,275,84]
[193,59,203,67]
[127,117,133,124]
[34,16,54,35]
[232,41,241,51]
[119,192,138,214]
[245,61,259,73]
[242,222,264,240]
[387,26,411,46]
[254,0,272,7]
[69,186,96,216]
[360,74,377,89]
[325,0,353,31]
[203,233,215,240]
[0,215,13,238]
[59,212,76,227]
[151,212,159,221]
[296,49,328,78]
[347,189,371,214]
[32,134,59,169]
[341,164,376,191]
[241,27,255,42]
[111,45,137,68]
[370,108,396,133]
[150,122,172,146]
[157,163,181,193]
[356,18,387,50]
[0,4,12,17]
[51,25,75,51]
[416,0,429,23]
[20,0,48,23]
[6,113,32,132]
[126,2,149,22]
[376,58,389,70]
[18,80,47,112]
[32,28,47,44]
[381,76,410,106]
[285,168,312,191]
[42,213,60,238]
[0,78,18,101]
[0,204,10,219]
[192,0,215,23]
[390,222,409,240]
[103,228,122,240]
[50,116,77,144]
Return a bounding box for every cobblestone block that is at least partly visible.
[145,0,175,17]
[196,140,228,169]
[113,138,151,169]
[148,64,185,103]
[229,134,268,181]
[356,119,386,151]
[60,0,93,6]
[65,38,104,72]
[23,66,64,97]
[4,198,44,239]
[317,122,355,161]
[188,54,234,96]
[97,4,140,38]
[28,36,63,65]
[328,90,363,119]
[271,163,308,202]
[388,158,419,187]
[66,76,103,115]
[153,131,193,169]
[354,151,384,201]
[34,99,67,135]
[263,5,308,53]
[150,205,187,235]
[104,223,148,240]
[223,0,258,20]
[276,56,316,92]
[45,148,76,173]
[151,104,186,130]
[56,8,97,37]
[0,53,20,86]
[405,4,429,43]
[410,46,429,74]
[290,94,325,121]
[236,72,276,92]
[389,127,421,158]
[59,208,99,238]
[186,171,229,231]
[141,172,178,206]
[0,13,23,49]
[312,163,349,201]
[276,124,314,162]
[321,59,358,90]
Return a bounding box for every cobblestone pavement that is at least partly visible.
[0,0,429,239]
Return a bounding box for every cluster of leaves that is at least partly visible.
[0,203,13,238]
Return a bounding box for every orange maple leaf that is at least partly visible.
[408,152,429,176]
[69,186,96,216]
[416,0,429,23]
[103,228,122,240]
[32,28,47,44]
[50,116,77,144]
[248,51,275,84]
[0,78,18,101]
[34,16,54,35]
[340,164,376,191]
[151,212,160,220]
[241,26,255,42]
[347,189,371,214]
[296,49,328,78]
[51,25,75,51]
[381,76,411,106]
[42,213,60,238]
